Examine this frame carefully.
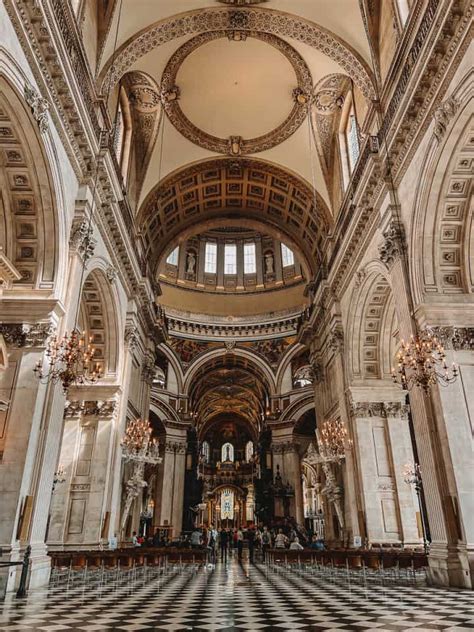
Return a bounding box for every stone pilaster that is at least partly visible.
[154,433,187,537]
[379,222,471,587]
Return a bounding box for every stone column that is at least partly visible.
[0,324,54,590]
[379,219,469,586]
[154,431,187,537]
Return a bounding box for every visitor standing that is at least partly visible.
[262,526,271,561]
[237,527,244,560]
[275,529,288,548]
[219,527,229,562]
[247,526,256,563]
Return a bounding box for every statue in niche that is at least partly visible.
[186,251,196,275]
[265,252,274,275]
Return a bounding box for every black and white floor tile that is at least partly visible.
[1,557,473,631]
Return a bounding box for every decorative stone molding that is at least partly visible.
[124,324,139,350]
[217,0,268,4]
[105,265,117,284]
[329,326,344,353]
[165,307,301,341]
[0,323,52,348]
[160,30,312,155]
[354,268,367,289]
[164,441,187,454]
[24,83,49,134]
[351,401,410,419]
[433,96,459,143]
[378,221,405,269]
[102,8,375,99]
[427,327,474,351]
[69,219,96,261]
[271,441,298,455]
[0,248,22,292]
[64,400,117,418]
[141,357,156,385]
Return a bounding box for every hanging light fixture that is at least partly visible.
[392,330,458,392]
[121,418,161,464]
[34,1,126,394]
[319,419,351,463]
[34,329,102,393]
[364,38,458,394]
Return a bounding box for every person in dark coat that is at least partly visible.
[219,528,229,562]
[247,526,256,563]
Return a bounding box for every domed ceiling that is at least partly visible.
[99,0,375,319]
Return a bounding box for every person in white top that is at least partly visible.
[274,529,288,548]
[289,536,304,551]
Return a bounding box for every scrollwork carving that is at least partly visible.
[24,83,49,134]
[378,221,405,269]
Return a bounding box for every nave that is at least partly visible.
[1,556,473,631]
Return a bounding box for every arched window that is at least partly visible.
[222,442,234,462]
[201,441,210,463]
[245,441,254,462]
[114,87,132,183]
[339,92,360,189]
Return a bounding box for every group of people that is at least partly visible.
[189,524,325,564]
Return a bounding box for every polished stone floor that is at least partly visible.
[1,557,473,631]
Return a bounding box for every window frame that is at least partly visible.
[204,242,218,274]
[224,242,237,276]
[243,242,256,275]
[281,243,295,268]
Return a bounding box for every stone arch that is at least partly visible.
[79,267,121,378]
[99,7,375,100]
[183,346,276,397]
[0,72,61,290]
[275,341,307,393]
[281,394,315,424]
[347,264,398,381]
[156,342,184,394]
[412,71,474,301]
[150,398,181,426]
[138,157,332,278]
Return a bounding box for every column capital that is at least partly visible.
[0,322,53,348]
[350,400,410,420]
[426,326,474,351]
[378,220,405,269]
[69,218,96,261]
[64,399,117,418]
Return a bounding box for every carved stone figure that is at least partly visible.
[186,251,196,275]
[265,252,274,275]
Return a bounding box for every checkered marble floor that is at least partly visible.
[1,557,473,631]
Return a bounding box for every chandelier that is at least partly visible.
[391,330,458,392]
[34,329,102,394]
[121,418,161,464]
[320,418,351,462]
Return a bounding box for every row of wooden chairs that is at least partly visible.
[48,547,207,589]
[265,548,429,586]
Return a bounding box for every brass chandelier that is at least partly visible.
[320,418,351,463]
[392,330,458,392]
[121,418,161,464]
[34,328,102,394]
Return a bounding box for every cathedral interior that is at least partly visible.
[0,0,473,629]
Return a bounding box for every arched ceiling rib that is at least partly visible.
[138,157,332,278]
[99,6,374,98]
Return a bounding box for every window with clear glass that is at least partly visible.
[244,243,256,274]
[224,243,237,275]
[166,246,179,266]
[201,441,210,464]
[114,101,125,164]
[204,242,217,274]
[222,443,234,462]
[346,113,360,172]
[281,243,294,267]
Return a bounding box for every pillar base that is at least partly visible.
[428,543,472,588]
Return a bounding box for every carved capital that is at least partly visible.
[24,83,49,134]
[378,221,405,268]
[427,326,474,351]
[0,323,53,348]
[351,401,409,420]
[142,356,156,385]
[164,440,187,454]
[64,399,117,418]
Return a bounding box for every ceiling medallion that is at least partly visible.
[160,31,312,156]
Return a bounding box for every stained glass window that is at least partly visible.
[222,442,234,462]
